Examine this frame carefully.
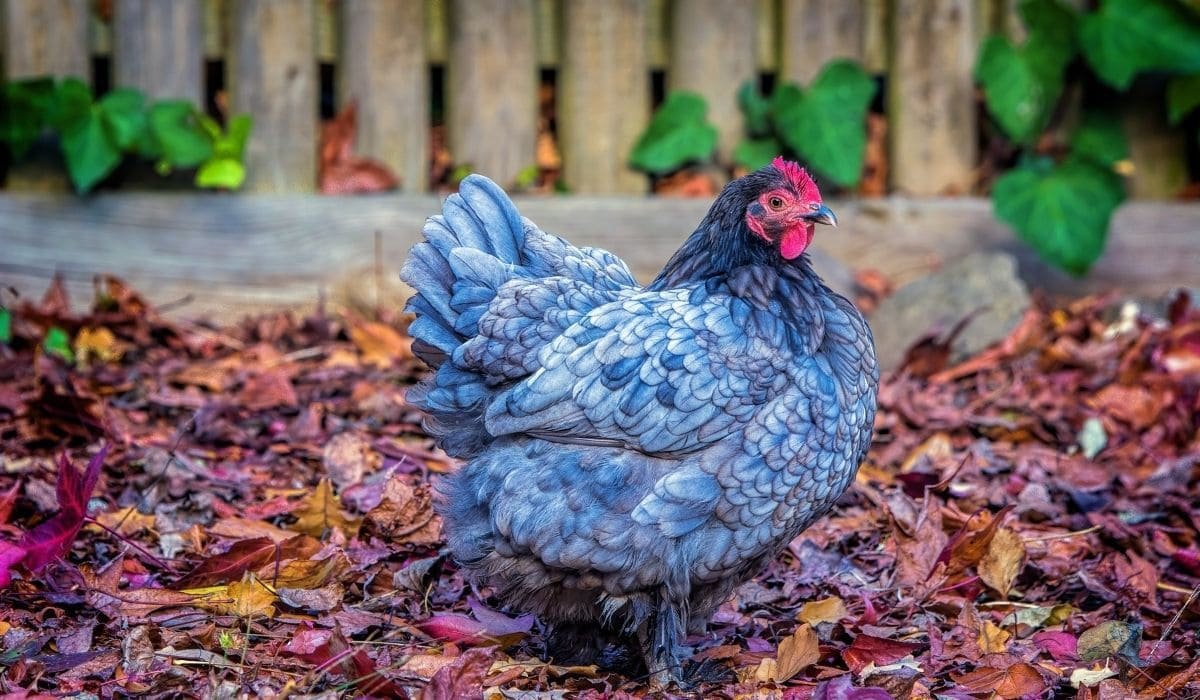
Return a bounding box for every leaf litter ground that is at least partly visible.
[0,277,1197,699]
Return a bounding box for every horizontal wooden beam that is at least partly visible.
[1,194,1197,321]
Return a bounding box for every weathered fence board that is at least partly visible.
[229,0,318,192]
[1,0,90,81]
[888,0,978,195]
[559,0,648,194]
[1123,84,1189,199]
[446,0,536,187]
[339,0,428,193]
[3,195,1196,323]
[670,0,757,167]
[780,0,865,85]
[113,0,203,103]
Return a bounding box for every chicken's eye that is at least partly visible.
[767,196,785,210]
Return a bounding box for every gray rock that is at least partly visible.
[869,251,1031,371]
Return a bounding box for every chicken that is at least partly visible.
[401,158,878,684]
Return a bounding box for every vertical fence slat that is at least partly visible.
[1123,85,1189,199]
[533,0,558,67]
[888,0,978,195]
[230,0,317,192]
[670,0,756,168]
[862,0,889,73]
[113,0,203,103]
[339,0,428,192]
[559,0,648,194]
[780,0,865,85]
[756,0,777,73]
[447,0,536,186]
[1,0,89,80]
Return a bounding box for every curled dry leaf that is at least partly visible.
[362,477,441,545]
[978,526,1026,597]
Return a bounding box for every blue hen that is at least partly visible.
[400,158,878,684]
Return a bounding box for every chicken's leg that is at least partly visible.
[638,590,684,686]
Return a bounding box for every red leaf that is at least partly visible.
[176,537,277,588]
[842,634,924,675]
[284,622,404,697]
[0,542,27,587]
[19,445,108,571]
[0,482,21,524]
[419,613,490,644]
[1033,630,1078,662]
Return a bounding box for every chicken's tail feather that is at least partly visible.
[400,174,532,456]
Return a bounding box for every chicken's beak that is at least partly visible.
[803,204,838,227]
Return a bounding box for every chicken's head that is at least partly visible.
[744,157,836,260]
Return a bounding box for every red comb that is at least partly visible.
[771,156,816,196]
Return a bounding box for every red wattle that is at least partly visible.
[780,225,812,260]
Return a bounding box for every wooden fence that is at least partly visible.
[0,0,1180,197]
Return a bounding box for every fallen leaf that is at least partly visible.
[361,478,440,544]
[1077,621,1143,665]
[799,596,850,626]
[843,635,925,676]
[289,479,361,538]
[349,318,413,367]
[237,369,298,411]
[197,573,277,619]
[20,446,108,571]
[323,431,379,489]
[209,517,295,543]
[774,623,820,682]
[1033,630,1079,662]
[978,527,1026,597]
[74,326,123,364]
[812,674,897,699]
[318,102,399,194]
[1070,663,1118,688]
[89,506,155,537]
[951,662,1046,699]
[978,619,1011,654]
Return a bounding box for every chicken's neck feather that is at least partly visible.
[648,217,830,355]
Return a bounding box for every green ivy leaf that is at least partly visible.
[738,81,772,138]
[47,78,93,132]
[734,137,783,171]
[993,155,1125,275]
[975,36,1050,143]
[1080,0,1200,90]
[0,308,11,345]
[149,100,213,168]
[213,114,253,159]
[629,91,718,174]
[60,112,122,193]
[772,60,876,187]
[1167,73,1200,124]
[1070,111,1128,168]
[98,89,147,151]
[195,157,246,190]
[1019,0,1078,79]
[42,327,74,363]
[0,77,55,159]
[974,0,1076,144]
